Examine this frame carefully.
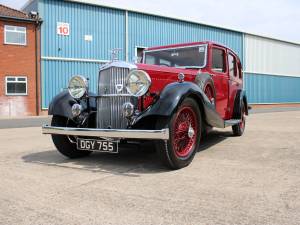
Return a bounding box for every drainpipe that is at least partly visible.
[33,14,43,116]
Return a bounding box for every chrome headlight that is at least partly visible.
[68,75,88,99]
[125,70,151,97]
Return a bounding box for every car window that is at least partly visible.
[212,48,226,73]
[228,53,236,78]
[144,45,207,68]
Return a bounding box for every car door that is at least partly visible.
[209,45,229,119]
[227,51,243,118]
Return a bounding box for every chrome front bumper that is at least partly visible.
[42,125,169,140]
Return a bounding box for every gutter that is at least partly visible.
[0,15,36,23]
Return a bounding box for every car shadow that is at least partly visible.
[22,130,232,175]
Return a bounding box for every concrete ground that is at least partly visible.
[0,111,299,225]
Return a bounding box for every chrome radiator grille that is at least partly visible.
[97,66,134,129]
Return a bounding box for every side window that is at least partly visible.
[212,48,226,73]
[228,54,236,78]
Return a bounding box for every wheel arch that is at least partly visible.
[133,82,224,128]
[48,90,97,120]
[232,90,249,119]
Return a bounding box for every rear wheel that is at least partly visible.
[51,116,92,158]
[155,98,201,169]
[232,103,246,136]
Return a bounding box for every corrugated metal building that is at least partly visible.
[23,0,300,109]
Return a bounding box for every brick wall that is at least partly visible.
[0,20,39,117]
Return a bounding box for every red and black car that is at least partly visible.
[42,41,248,169]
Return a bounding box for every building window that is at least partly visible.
[4,25,27,45]
[5,76,27,95]
[135,46,147,63]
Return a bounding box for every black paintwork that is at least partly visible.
[48,90,97,120]
[133,82,225,128]
[232,90,249,119]
[48,83,248,130]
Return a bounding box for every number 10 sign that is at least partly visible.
[57,22,70,36]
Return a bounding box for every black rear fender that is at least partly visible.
[232,90,249,119]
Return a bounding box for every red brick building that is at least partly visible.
[0,4,41,117]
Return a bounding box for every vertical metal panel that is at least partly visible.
[244,73,300,104]
[39,0,126,60]
[128,12,243,62]
[41,59,104,108]
[23,0,38,12]
[245,34,300,77]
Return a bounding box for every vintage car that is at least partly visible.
[42,41,248,169]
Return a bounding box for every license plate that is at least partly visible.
[77,138,118,153]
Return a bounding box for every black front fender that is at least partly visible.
[48,90,96,120]
[134,82,225,128]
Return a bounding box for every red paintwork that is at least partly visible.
[136,41,243,120]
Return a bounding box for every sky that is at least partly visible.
[1,0,299,43]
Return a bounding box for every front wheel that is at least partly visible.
[51,116,92,158]
[155,98,201,169]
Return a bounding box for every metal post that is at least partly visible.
[125,11,129,62]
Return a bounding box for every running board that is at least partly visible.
[224,119,241,127]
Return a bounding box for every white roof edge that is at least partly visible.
[22,0,300,46]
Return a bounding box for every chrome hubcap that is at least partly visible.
[188,125,195,138]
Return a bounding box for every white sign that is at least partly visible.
[57,22,70,36]
[84,35,93,42]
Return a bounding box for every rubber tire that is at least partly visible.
[232,102,246,136]
[155,98,201,169]
[51,116,92,158]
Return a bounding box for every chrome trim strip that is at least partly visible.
[98,94,132,97]
[42,125,170,140]
[99,61,137,71]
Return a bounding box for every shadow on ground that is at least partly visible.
[22,130,232,175]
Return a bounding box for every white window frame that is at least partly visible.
[135,46,147,63]
[5,76,28,96]
[4,25,27,46]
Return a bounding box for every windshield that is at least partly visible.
[143,45,207,68]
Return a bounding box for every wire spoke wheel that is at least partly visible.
[173,107,198,158]
[155,98,202,169]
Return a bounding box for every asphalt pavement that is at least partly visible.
[0,111,299,225]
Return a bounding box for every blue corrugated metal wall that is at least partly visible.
[41,60,104,108]
[128,12,243,61]
[39,0,126,59]
[244,73,300,103]
[39,0,126,108]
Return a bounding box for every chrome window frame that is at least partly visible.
[143,44,208,69]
